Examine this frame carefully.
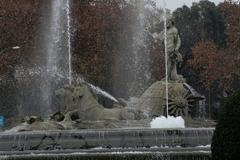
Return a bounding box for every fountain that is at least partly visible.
[0,1,215,160]
[14,0,74,117]
[67,0,72,85]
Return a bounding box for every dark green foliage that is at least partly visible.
[211,91,240,160]
[173,0,226,61]
[173,1,227,118]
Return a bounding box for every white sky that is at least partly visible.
[154,0,225,11]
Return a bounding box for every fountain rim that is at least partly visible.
[0,147,211,156]
[1,127,215,136]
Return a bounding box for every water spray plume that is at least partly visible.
[163,0,169,118]
[67,0,72,85]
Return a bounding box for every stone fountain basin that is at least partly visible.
[0,128,214,152]
[0,148,212,160]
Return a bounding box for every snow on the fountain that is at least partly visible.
[150,116,185,128]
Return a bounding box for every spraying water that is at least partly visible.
[163,0,169,117]
[67,0,72,85]
[41,0,63,116]
[87,83,119,103]
[151,116,185,128]
[38,0,72,116]
[149,1,186,128]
